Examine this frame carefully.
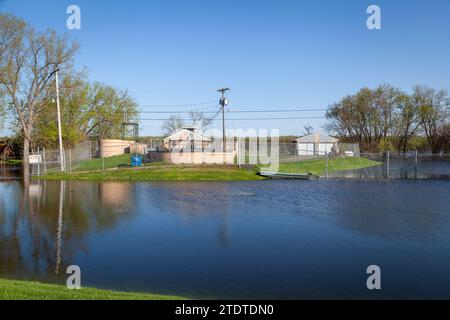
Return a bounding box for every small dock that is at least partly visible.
[259,171,312,180]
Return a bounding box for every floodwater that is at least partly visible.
[1,166,450,299]
[331,159,450,179]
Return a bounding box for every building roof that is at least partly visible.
[296,133,339,143]
[164,128,210,142]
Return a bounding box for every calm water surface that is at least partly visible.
[1,168,450,298]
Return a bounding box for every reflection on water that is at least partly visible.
[0,165,22,180]
[0,178,137,283]
[0,177,450,299]
[334,159,450,179]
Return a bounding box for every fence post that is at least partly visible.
[237,139,241,168]
[325,152,329,179]
[68,149,72,172]
[386,151,390,179]
[42,147,47,174]
[414,150,418,179]
[400,153,404,179]
[75,143,79,168]
[37,147,41,176]
[61,148,66,173]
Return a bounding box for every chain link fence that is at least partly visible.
[240,142,450,180]
[318,152,450,179]
[30,141,96,175]
[29,140,450,180]
[30,140,145,175]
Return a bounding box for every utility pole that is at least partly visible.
[55,69,65,172]
[217,88,230,153]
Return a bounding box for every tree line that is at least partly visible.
[326,84,450,153]
[0,14,138,164]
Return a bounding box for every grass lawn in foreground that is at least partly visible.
[37,165,264,181]
[262,157,381,176]
[0,278,184,300]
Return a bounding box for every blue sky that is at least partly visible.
[1,0,449,136]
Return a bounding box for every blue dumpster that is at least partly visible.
[130,154,142,167]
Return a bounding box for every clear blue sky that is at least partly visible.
[1,0,449,136]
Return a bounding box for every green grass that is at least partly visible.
[262,157,381,176]
[0,159,22,165]
[0,278,184,300]
[38,154,379,181]
[73,154,131,171]
[38,165,265,181]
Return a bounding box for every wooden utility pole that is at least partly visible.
[217,88,230,153]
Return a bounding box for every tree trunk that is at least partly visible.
[23,137,30,165]
[22,137,30,179]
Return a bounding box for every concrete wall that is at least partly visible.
[100,139,146,158]
[148,151,236,165]
[298,142,338,156]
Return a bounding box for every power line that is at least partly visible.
[1,96,328,114]
[225,108,328,113]
[229,106,327,109]
[139,116,326,121]
[138,100,217,108]
[138,108,327,114]
[205,106,222,121]
[139,105,220,113]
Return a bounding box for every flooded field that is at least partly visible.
[1,167,450,298]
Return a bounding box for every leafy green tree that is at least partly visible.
[378,137,394,152]
[414,85,450,153]
[0,14,78,164]
[0,101,4,131]
[84,82,138,139]
[34,71,89,147]
[34,75,139,147]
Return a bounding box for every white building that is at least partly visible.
[296,133,339,156]
[163,128,211,152]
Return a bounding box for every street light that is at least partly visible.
[51,68,65,172]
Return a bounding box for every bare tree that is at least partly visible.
[372,84,400,138]
[189,111,212,131]
[326,87,384,152]
[393,93,421,153]
[161,115,184,136]
[303,124,313,135]
[414,85,450,153]
[0,14,78,165]
[326,85,418,152]
[443,123,450,153]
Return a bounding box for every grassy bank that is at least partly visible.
[38,165,264,181]
[37,154,380,181]
[73,154,131,171]
[0,159,22,165]
[0,278,184,300]
[262,157,381,176]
